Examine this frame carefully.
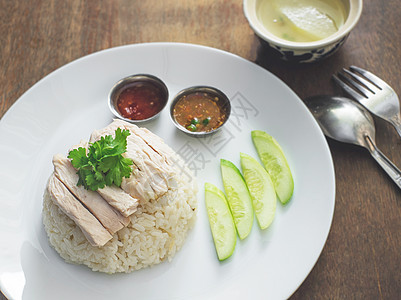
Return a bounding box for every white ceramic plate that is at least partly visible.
[0,43,335,300]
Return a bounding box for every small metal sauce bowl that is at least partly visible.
[170,86,231,137]
[108,74,169,123]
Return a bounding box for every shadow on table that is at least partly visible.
[251,38,351,101]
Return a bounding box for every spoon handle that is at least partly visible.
[390,117,401,139]
[365,136,401,189]
[393,123,401,137]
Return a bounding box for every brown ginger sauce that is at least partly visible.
[173,92,227,133]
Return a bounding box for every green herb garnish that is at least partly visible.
[190,117,200,125]
[202,117,211,125]
[68,128,134,191]
[186,124,197,132]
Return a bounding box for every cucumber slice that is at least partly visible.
[220,159,254,239]
[240,153,276,229]
[251,130,294,205]
[205,183,236,260]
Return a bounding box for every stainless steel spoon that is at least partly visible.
[305,95,401,189]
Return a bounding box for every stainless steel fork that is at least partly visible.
[333,66,401,138]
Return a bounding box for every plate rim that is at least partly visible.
[0,42,336,300]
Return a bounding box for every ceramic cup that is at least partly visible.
[243,0,363,63]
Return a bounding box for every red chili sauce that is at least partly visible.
[173,92,227,132]
[116,81,166,120]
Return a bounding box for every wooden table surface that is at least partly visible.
[1,0,400,299]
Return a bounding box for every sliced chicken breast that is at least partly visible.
[48,174,113,247]
[89,119,177,203]
[69,141,139,218]
[131,126,177,166]
[52,154,130,234]
[97,185,138,217]
[129,125,178,188]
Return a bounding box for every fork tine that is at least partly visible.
[343,68,381,94]
[338,70,372,97]
[350,66,389,90]
[332,74,367,101]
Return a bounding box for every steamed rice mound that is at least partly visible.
[42,153,198,274]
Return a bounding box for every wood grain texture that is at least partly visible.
[1,0,400,299]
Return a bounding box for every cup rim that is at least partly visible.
[243,0,363,50]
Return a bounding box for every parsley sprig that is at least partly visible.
[68,128,134,191]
